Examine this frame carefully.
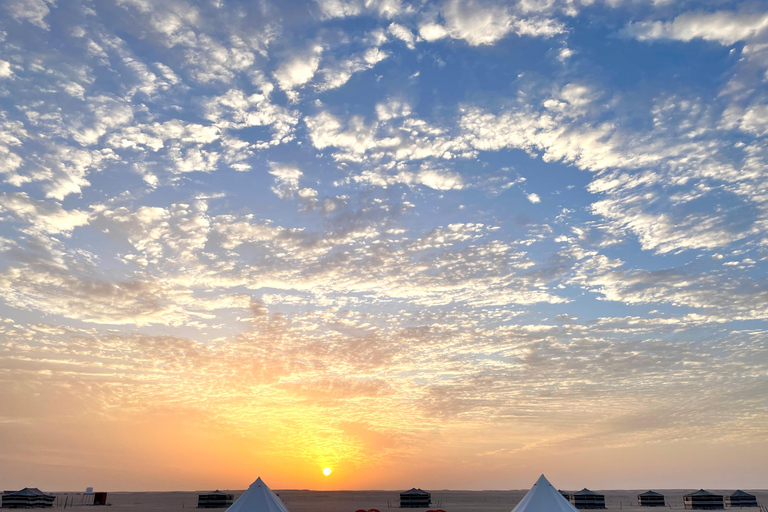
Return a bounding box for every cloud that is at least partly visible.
[269,164,303,199]
[625,11,768,45]
[387,23,416,49]
[0,193,88,236]
[305,109,475,164]
[315,0,403,19]
[2,0,768,489]
[721,104,768,136]
[354,166,465,190]
[4,0,53,30]
[274,46,324,100]
[570,252,768,320]
[419,0,564,46]
[419,23,449,42]
[315,47,389,92]
[0,60,13,79]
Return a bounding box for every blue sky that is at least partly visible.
[0,0,767,492]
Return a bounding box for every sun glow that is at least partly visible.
[323,467,332,476]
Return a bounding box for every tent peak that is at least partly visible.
[512,475,580,512]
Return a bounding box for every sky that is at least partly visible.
[0,0,767,493]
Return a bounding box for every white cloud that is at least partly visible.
[62,82,86,99]
[40,146,112,200]
[315,47,389,92]
[274,46,323,99]
[71,96,135,146]
[204,88,299,146]
[0,60,13,79]
[557,47,574,61]
[443,0,515,45]
[0,193,89,234]
[420,0,564,47]
[418,23,449,42]
[721,104,768,136]
[4,0,53,30]
[305,109,475,163]
[354,167,465,190]
[315,0,403,19]
[388,23,416,49]
[527,193,541,203]
[269,164,303,199]
[625,11,768,45]
[376,99,411,121]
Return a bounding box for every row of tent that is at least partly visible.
[1,489,107,509]
[557,487,759,509]
[210,475,762,512]
[519,477,761,512]
[4,476,761,512]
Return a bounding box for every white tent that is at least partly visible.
[512,475,581,512]
[227,478,290,512]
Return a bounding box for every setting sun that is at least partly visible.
[323,467,332,476]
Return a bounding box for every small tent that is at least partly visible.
[638,491,665,507]
[400,489,430,508]
[725,491,758,508]
[684,490,724,510]
[226,478,289,512]
[198,491,234,509]
[570,489,605,509]
[511,475,581,512]
[1,489,55,509]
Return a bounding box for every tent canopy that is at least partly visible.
[5,488,50,497]
[512,475,580,512]
[401,489,430,496]
[574,489,602,496]
[687,490,720,497]
[226,478,289,512]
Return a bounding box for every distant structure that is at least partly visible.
[684,490,724,510]
[560,491,571,501]
[638,491,666,507]
[197,491,234,508]
[569,489,606,509]
[93,493,108,506]
[399,489,431,508]
[725,491,758,508]
[1,489,55,508]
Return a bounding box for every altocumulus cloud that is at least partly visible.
[0,0,767,491]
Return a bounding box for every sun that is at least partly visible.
[323,467,332,476]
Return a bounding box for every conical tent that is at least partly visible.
[512,475,581,512]
[227,478,290,512]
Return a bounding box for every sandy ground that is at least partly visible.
[47,489,768,512]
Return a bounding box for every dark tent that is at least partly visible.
[684,490,724,510]
[638,491,665,507]
[570,489,605,510]
[399,489,431,508]
[725,491,757,508]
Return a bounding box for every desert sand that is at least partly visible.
[48,489,768,512]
